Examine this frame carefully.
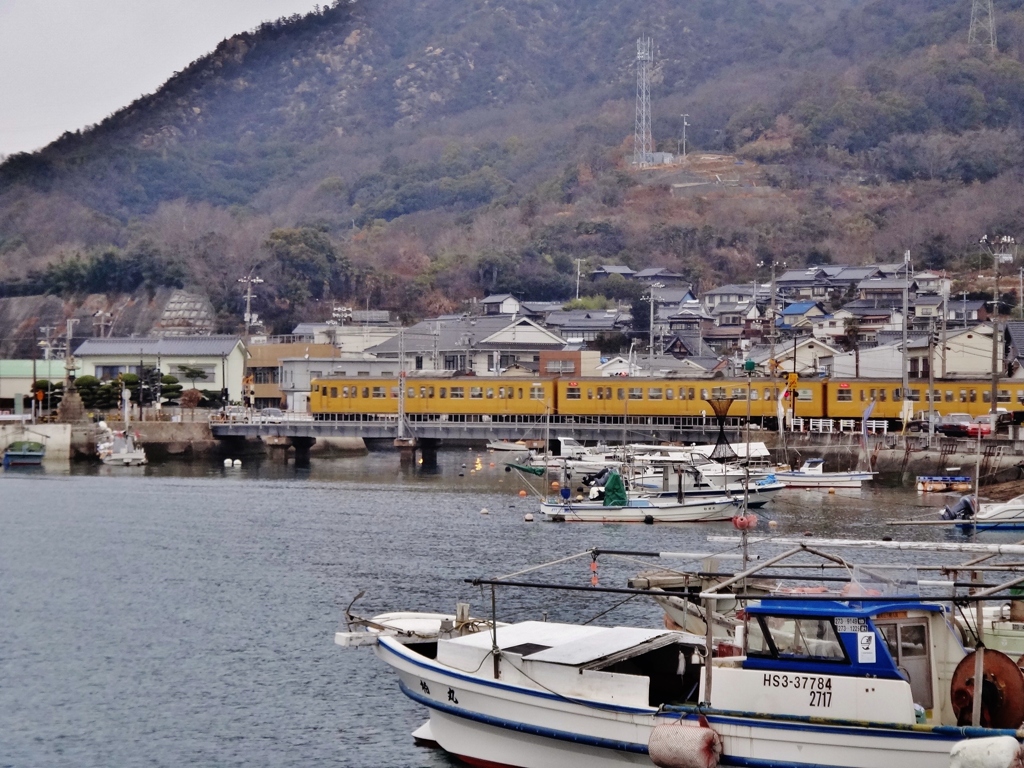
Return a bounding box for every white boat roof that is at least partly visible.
[444,621,676,665]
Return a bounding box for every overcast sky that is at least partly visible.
[0,0,324,157]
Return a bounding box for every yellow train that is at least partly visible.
[309,374,1023,423]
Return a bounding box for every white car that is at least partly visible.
[260,408,284,424]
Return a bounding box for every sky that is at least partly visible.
[0,0,325,157]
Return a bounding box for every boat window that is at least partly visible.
[753,616,846,661]
[629,387,643,400]
[470,387,483,399]
[649,388,663,400]
[450,387,465,399]
[566,387,582,400]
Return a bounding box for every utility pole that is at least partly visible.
[576,259,582,300]
[398,329,406,439]
[901,250,911,424]
[647,282,664,371]
[238,269,264,338]
[928,321,936,447]
[681,114,689,161]
[941,280,948,377]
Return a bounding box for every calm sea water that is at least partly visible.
[1,453,1014,768]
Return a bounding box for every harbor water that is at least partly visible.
[2,453,1017,767]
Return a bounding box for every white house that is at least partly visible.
[823,325,998,379]
[748,337,841,377]
[73,336,249,401]
[480,294,522,315]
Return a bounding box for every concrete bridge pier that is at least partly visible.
[288,436,316,465]
[394,436,418,466]
[418,438,440,470]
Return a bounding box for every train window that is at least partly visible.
[420,387,427,398]
[530,385,544,400]
[587,388,594,399]
[1018,390,1024,404]
[999,389,1011,403]
[893,388,902,401]
[470,387,483,399]
[959,390,967,403]
[649,388,663,400]
[750,389,759,401]
[687,388,694,400]
[944,390,952,402]
[497,387,505,399]
[797,389,813,401]
[618,388,626,400]
[732,387,746,400]
[331,387,338,398]
[629,387,643,400]
[700,389,708,400]
[407,387,415,398]
[518,388,523,399]
[440,387,447,399]
[908,389,920,402]
[605,387,612,400]
[362,387,370,398]
[711,387,726,399]
[666,388,674,400]
[390,387,399,398]
[427,386,435,398]
[486,388,494,399]
[982,391,991,403]
[596,388,604,400]
[372,387,386,398]
[566,387,582,400]
[313,384,319,393]
[837,388,852,402]
[764,388,773,401]
[969,389,977,403]
[451,387,465,399]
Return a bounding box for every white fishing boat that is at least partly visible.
[486,440,531,453]
[541,495,739,523]
[96,421,147,466]
[774,458,875,488]
[338,551,1024,768]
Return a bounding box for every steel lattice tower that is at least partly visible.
[968,0,997,52]
[634,37,653,168]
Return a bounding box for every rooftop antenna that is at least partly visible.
[633,36,653,169]
[968,0,997,52]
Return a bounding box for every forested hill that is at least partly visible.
[3,0,1024,332]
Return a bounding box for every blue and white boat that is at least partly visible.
[338,561,1024,767]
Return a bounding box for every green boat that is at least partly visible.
[3,440,45,468]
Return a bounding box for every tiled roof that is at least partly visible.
[74,336,244,357]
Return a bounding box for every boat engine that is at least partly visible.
[941,495,977,522]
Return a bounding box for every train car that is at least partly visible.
[311,375,556,419]
[554,377,825,422]
[824,378,1024,421]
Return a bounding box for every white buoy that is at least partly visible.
[768,519,779,529]
[224,458,233,467]
[233,459,242,467]
[524,513,535,522]
[480,507,489,515]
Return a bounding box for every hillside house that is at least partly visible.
[480,294,521,315]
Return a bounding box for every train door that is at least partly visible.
[876,619,933,709]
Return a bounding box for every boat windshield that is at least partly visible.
[749,616,846,661]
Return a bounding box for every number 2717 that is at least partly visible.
[809,690,832,707]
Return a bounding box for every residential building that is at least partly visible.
[858,278,918,303]
[480,294,521,316]
[824,325,998,379]
[590,265,636,280]
[0,360,67,412]
[634,268,689,284]
[748,337,840,378]
[246,339,338,409]
[279,354,403,411]
[543,309,626,343]
[291,322,399,353]
[73,336,248,401]
[538,350,602,377]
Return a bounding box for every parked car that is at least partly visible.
[907,410,942,433]
[259,407,284,424]
[222,405,248,423]
[937,413,973,437]
[965,414,996,438]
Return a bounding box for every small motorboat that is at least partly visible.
[774,458,875,488]
[96,421,147,466]
[486,440,530,453]
[941,492,1024,531]
[2,440,45,468]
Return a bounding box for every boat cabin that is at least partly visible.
[705,600,964,726]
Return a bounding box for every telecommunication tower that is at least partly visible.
[968,0,997,52]
[634,36,653,168]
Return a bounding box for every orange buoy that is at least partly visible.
[518,489,528,497]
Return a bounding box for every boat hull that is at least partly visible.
[775,472,873,489]
[541,498,737,523]
[377,638,997,768]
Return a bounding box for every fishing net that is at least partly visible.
[704,398,737,462]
